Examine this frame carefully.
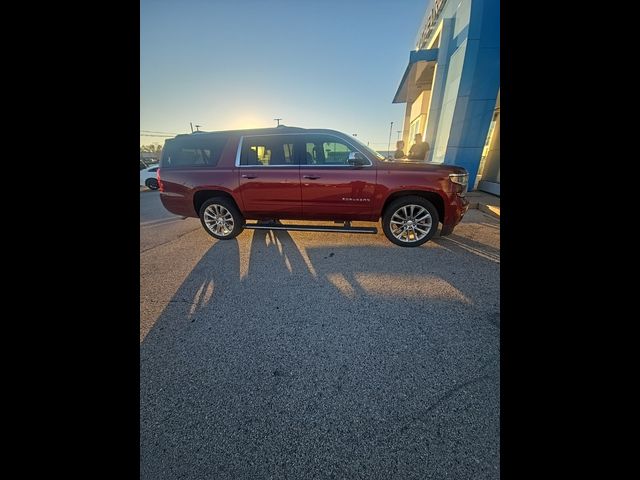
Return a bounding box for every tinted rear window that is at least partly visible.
[161,136,228,168]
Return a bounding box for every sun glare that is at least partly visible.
[228,115,267,130]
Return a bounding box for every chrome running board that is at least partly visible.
[244,223,377,234]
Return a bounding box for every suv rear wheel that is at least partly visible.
[382,196,439,247]
[199,197,245,240]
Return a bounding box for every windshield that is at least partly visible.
[349,136,386,161]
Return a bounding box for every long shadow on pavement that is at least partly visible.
[140,228,500,479]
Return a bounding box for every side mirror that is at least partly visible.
[348,151,367,166]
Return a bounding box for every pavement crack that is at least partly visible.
[423,374,492,415]
[413,353,499,417]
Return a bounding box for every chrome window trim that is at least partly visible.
[237,165,300,168]
[298,164,371,168]
[234,136,244,167]
[235,133,374,168]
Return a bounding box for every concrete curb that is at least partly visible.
[468,201,500,219]
[465,191,500,219]
[478,203,500,219]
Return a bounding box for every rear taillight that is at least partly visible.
[157,168,164,192]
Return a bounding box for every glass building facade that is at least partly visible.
[393,0,500,195]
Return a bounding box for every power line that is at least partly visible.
[140,129,179,135]
[140,129,179,134]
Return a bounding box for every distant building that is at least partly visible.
[393,0,499,195]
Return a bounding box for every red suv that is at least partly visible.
[158,126,469,247]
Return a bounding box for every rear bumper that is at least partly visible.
[440,195,469,236]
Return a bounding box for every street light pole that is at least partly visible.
[387,121,394,158]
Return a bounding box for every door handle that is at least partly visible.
[303,175,320,180]
[241,174,257,179]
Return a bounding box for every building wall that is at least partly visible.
[431,37,467,163]
[408,90,431,144]
[400,0,500,189]
[401,108,412,150]
[477,90,500,194]
[481,116,500,182]
[442,0,500,187]
[410,91,430,126]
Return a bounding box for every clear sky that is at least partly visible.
[141,0,429,151]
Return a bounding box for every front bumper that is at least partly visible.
[440,195,469,236]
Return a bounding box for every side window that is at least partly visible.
[283,143,295,164]
[161,136,227,168]
[303,136,361,166]
[241,136,299,166]
[178,148,209,166]
[322,141,352,165]
[248,145,272,165]
[305,142,322,165]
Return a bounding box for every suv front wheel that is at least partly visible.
[199,197,245,240]
[382,196,439,247]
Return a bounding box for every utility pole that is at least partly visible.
[190,122,194,133]
[274,118,283,127]
[195,124,201,132]
[387,121,394,157]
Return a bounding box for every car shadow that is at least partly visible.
[140,227,500,479]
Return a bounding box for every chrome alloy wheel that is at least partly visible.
[203,204,234,237]
[389,204,433,243]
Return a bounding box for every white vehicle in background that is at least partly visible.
[140,163,160,190]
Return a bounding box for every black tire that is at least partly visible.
[382,195,439,247]
[198,197,245,240]
[145,178,159,190]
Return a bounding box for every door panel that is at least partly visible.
[239,169,302,218]
[300,168,377,220]
[300,135,377,220]
[237,135,303,219]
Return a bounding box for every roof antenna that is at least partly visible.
[274,118,283,127]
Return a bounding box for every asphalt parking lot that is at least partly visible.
[140,191,500,479]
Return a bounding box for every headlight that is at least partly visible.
[449,173,468,196]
